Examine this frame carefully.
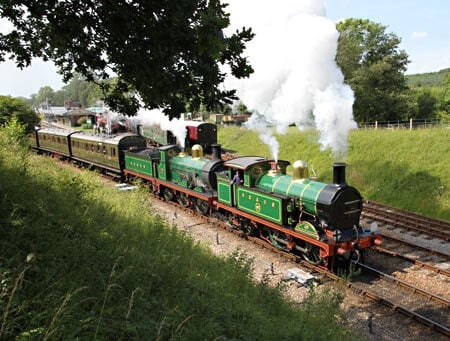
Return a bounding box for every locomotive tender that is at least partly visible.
[32,128,381,272]
[139,121,217,152]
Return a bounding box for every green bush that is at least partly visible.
[77,117,87,126]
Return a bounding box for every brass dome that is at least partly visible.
[191,144,203,159]
[292,160,308,180]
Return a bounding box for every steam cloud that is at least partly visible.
[224,0,357,161]
[134,107,187,148]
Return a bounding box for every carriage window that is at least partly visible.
[112,148,116,157]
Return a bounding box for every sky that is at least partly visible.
[0,0,449,98]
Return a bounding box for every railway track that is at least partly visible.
[362,200,450,241]
[377,234,450,260]
[357,200,450,335]
[355,263,449,335]
[372,245,450,276]
[149,194,450,338]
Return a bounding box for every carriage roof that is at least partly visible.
[71,132,144,146]
[36,128,78,137]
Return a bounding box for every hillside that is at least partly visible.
[406,68,450,87]
[218,126,450,221]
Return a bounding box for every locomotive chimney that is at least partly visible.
[268,162,279,176]
[211,144,222,161]
[333,162,346,185]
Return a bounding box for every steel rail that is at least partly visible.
[362,200,450,241]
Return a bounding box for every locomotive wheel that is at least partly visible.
[242,221,255,236]
[268,231,289,250]
[302,243,324,266]
[177,193,189,207]
[195,199,209,215]
[162,188,174,201]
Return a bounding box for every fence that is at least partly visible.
[360,118,450,130]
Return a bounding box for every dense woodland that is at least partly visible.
[406,68,450,121]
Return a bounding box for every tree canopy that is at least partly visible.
[336,18,411,123]
[0,0,254,118]
[0,95,40,133]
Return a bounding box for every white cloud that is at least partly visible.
[411,31,428,39]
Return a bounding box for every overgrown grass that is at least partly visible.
[0,128,356,339]
[219,126,449,221]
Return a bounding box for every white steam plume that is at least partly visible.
[134,107,187,148]
[224,0,357,160]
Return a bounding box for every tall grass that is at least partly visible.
[0,126,357,339]
[219,126,449,221]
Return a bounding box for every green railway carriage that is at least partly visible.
[70,132,147,172]
[34,128,77,157]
